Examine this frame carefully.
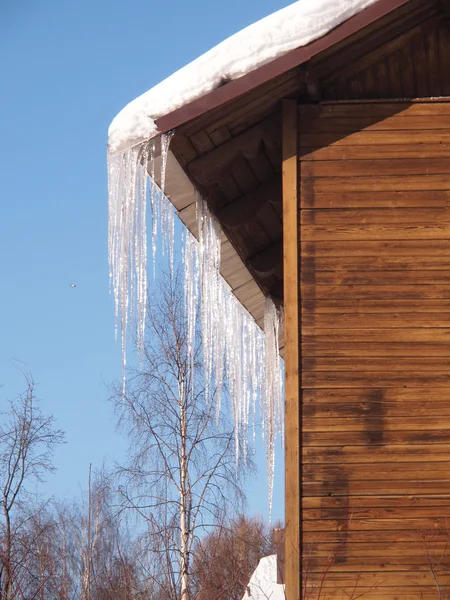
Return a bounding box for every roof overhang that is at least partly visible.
[155,0,411,135]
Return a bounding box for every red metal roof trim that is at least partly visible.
[155,0,411,134]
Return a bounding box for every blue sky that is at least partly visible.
[0,0,290,522]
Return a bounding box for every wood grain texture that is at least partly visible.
[282,100,301,600]
[299,98,450,598]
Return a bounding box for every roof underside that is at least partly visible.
[160,0,449,349]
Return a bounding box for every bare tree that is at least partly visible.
[111,272,251,600]
[0,372,65,600]
[192,514,277,600]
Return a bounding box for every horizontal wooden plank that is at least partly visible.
[300,116,450,134]
[302,239,450,257]
[301,208,450,226]
[302,285,450,300]
[300,144,450,161]
[303,313,450,328]
[300,588,450,600]
[299,131,450,147]
[301,174,450,193]
[302,270,450,285]
[303,357,450,371]
[303,445,450,464]
[300,190,450,209]
[303,342,450,357]
[305,401,450,419]
[302,327,450,341]
[303,495,450,510]
[303,527,450,542]
[302,224,450,241]
[298,102,450,120]
[305,556,449,571]
[303,517,449,532]
[304,430,450,447]
[304,505,450,521]
[302,388,450,403]
[303,570,450,588]
[303,480,450,498]
[302,159,450,178]
[303,298,450,313]
[303,462,450,480]
[302,255,450,271]
[302,372,450,388]
[303,417,450,433]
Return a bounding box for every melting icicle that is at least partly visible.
[191,196,284,510]
[108,143,150,391]
[264,297,284,516]
[108,137,283,513]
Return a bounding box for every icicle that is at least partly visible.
[107,136,283,514]
[108,143,149,392]
[149,142,157,280]
[183,230,200,381]
[192,196,283,511]
[264,297,284,517]
[160,131,175,275]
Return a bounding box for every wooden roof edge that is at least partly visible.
[155,0,411,135]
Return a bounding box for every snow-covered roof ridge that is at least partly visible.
[108,0,379,155]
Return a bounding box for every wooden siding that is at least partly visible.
[299,100,450,598]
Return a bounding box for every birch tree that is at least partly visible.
[111,273,250,600]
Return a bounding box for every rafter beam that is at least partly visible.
[187,114,281,186]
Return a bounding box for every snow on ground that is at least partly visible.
[242,555,285,600]
[108,0,379,155]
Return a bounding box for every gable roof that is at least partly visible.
[108,0,411,155]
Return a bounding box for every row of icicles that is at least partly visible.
[107,133,283,512]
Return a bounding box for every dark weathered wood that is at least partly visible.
[303,444,450,463]
[248,240,283,277]
[304,429,450,446]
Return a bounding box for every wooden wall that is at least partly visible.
[297,100,450,598]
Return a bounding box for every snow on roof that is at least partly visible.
[108,0,379,155]
[242,555,285,600]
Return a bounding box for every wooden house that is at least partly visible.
[110,0,450,597]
